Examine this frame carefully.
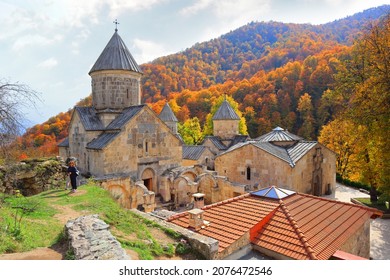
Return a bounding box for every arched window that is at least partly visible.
[246,166,251,181]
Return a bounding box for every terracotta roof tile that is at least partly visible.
[168,190,381,259]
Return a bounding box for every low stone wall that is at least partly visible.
[65,214,130,260]
[0,157,66,196]
[133,209,219,259]
[96,176,156,212]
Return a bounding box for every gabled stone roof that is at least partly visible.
[58,137,69,147]
[229,134,250,147]
[212,100,240,120]
[256,127,302,142]
[159,103,178,122]
[202,136,227,151]
[89,31,142,74]
[202,135,249,152]
[182,145,208,160]
[218,140,318,167]
[75,107,105,131]
[86,132,120,150]
[105,105,145,130]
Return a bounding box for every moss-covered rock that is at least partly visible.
[0,157,67,196]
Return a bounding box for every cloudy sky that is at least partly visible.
[0,0,388,127]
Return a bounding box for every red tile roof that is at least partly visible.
[168,191,382,259]
[168,194,280,252]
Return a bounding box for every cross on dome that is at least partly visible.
[113,19,120,32]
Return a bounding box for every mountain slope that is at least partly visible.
[14,5,390,158]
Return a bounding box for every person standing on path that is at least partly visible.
[67,161,79,193]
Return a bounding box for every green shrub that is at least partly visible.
[175,242,191,255]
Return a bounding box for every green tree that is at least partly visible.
[178,117,203,145]
[297,93,315,139]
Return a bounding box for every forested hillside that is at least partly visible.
[11,6,389,191]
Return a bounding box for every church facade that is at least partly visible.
[215,127,336,195]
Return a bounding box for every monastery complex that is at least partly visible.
[58,30,382,260]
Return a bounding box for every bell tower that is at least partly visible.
[89,26,143,115]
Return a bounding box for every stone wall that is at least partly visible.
[215,144,294,189]
[339,219,371,259]
[89,107,182,183]
[197,174,249,204]
[91,70,142,110]
[68,112,101,174]
[0,157,66,196]
[65,214,130,260]
[134,209,219,259]
[215,143,336,195]
[218,232,251,259]
[97,176,156,212]
[213,119,239,139]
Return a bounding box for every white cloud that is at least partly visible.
[12,34,63,51]
[180,0,271,43]
[181,0,270,19]
[60,0,168,28]
[180,0,213,16]
[38,58,58,69]
[132,38,172,63]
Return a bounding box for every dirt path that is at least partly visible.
[0,189,182,260]
[0,189,88,260]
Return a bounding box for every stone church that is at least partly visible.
[58,29,182,194]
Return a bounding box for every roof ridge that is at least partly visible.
[296,193,383,217]
[202,193,251,210]
[278,199,318,260]
[212,100,240,120]
[159,103,178,122]
[252,142,295,167]
[167,193,251,222]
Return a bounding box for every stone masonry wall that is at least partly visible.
[91,70,142,110]
[213,119,239,139]
[134,209,219,259]
[339,219,371,259]
[0,157,66,196]
[93,108,182,181]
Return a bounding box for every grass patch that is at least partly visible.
[0,195,62,253]
[355,198,389,212]
[0,184,190,259]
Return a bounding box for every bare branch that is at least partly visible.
[0,78,42,160]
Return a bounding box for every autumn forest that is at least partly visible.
[7,6,390,200]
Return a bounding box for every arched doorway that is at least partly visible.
[141,168,156,192]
